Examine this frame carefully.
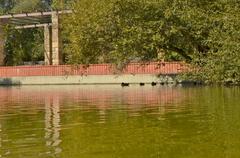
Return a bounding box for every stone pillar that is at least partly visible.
[51,12,62,65]
[44,25,52,65]
[0,25,5,66]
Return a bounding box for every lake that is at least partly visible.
[0,85,239,158]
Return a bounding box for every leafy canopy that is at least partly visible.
[61,0,240,84]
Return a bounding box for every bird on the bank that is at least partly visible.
[140,83,145,86]
[151,82,157,86]
[121,83,130,87]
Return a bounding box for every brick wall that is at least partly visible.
[0,62,188,78]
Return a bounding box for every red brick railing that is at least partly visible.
[0,62,188,78]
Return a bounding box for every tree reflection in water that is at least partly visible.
[0,85,209,158]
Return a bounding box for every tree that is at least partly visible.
[52,0,73,10]
[187,1,240,84]
[61,0,211,65]
[61,0,240,84]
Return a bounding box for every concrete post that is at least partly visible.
[0,26,5,66]
[44,25,52,65]
[51,12,62,65]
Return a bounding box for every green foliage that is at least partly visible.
[62,0,213,65]
[184,1,240,85]
[0,0,51,14]
[52,0,74,10]
[11,0,41,13]
[1,0,51,65]
[61,0,240,84]
[5,28,44,65]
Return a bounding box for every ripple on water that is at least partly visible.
[0,86,240,158]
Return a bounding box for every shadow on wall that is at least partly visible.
[0,78,22,86]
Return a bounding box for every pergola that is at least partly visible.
[0,10,72,66]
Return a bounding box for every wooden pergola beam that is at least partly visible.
[10,19,43,25]
[10,16,50,24]
[15,23,52,29]
[0,10,72,19]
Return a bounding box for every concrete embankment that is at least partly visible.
[0,74,177,85]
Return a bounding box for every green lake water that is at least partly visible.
[0,85,239,158]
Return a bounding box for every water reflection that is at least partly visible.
[0,123,2,158]
[44,95,62,155]
[0,85,184,105]
[0,85,188,157]
[0,86,239,158]
[0,85,187,117]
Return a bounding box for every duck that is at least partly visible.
[151,82,157,86]
[140,83,145,86]
[121,82,129,87]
